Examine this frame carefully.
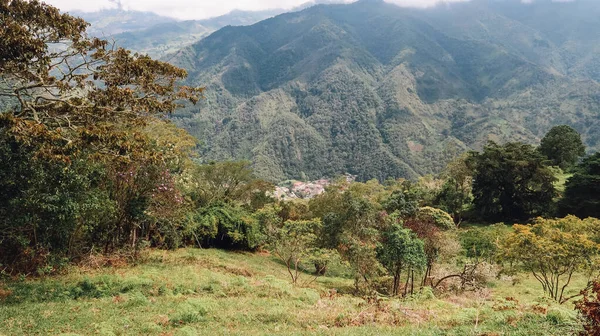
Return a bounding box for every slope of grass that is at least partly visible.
[0,248,581,335]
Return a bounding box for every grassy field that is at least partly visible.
[0,248,582,336]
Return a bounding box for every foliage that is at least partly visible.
[183,161,274,250]
[405,207,455,287]
[377,218,426,296]
[382,183,421,218]
[459,224,508,263]
[185,161,273,210]
[414,207,455,231]
[171,0,600,182]
[267,219,326,284]
[310,185,383,251]
[435,156,473,225]
[190,203,260,250]
[309,182,386,290]
[501,216,600,303]
[538,125,586,170]
[560,153,600,219]
[575,280,600,336]
[468,141,557,222]
[0,0,200,162]
[0,0,201,273]
[0,143,113,273]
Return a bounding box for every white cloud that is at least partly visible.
[43,0,474,20]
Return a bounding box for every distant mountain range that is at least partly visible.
[161,0,600,182]
[74,1,350,58]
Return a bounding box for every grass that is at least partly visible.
[0,248,582,335]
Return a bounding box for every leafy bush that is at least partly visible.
[576,281,600,335]
[459,224,508,262]
[502,216,600,303]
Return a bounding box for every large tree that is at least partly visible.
[435,155,473,225]
[560,152,600,219]
[377,219,426,296]
[538,125,586,170]
[0,0,201,272]
[467,141,557,222]
[0,0,200,160]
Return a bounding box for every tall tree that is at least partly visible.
[0,0,201,272]
[377,217,426,296]
[538,125,586,170]
[435,155,473,225]
[0,0,201,161]
[468,141,557,222]
[560,152,600,219]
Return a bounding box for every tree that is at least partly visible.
[382,183,420,218]
[467,141,557,222]
[435,156,473,225]
[267,219,327,285]
[0,0,201,272]
[501,216,600,303]
[560,153,600,219]
[539,125,586,170]
[404,207,455,286]
[377,217,426,296]
[459,224,508,263]
[1,0,201,161]
[185,161,273,209]
[309,182,385,291]
[183,162,274,249]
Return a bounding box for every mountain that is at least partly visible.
[72,9,176,36]
[108,9,287,58]
[75,1,352,58]
[73,8,283,57]
[168,0,600,182]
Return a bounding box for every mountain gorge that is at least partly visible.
[169,0,600,182]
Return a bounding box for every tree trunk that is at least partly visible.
[411,269,415,295]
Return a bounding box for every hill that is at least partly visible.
[169,0,600,182]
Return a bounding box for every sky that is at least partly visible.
[42,0,471,20]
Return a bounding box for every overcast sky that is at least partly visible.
[43,0,471,20]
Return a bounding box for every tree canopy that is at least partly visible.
[0,0,202,272]
[538,125,586,170]
[467,141,557,222]
[502,216,600,303]
[560,153,600,219]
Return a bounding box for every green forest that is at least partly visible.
[2,1,600,335]
[169,0,600,183]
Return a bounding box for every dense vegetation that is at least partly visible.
[169,0,600,182]
[2,1,600,335]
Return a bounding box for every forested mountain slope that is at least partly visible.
[170,0,600,182]
[77,1,348,58]
[108,9,287,58]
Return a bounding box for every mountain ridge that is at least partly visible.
[169,0,600,182]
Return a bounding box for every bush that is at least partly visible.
[576,281,600,335]
[459,224,508,262]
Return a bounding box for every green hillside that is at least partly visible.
[169,0,600,182]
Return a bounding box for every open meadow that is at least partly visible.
[0,247,582,336]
